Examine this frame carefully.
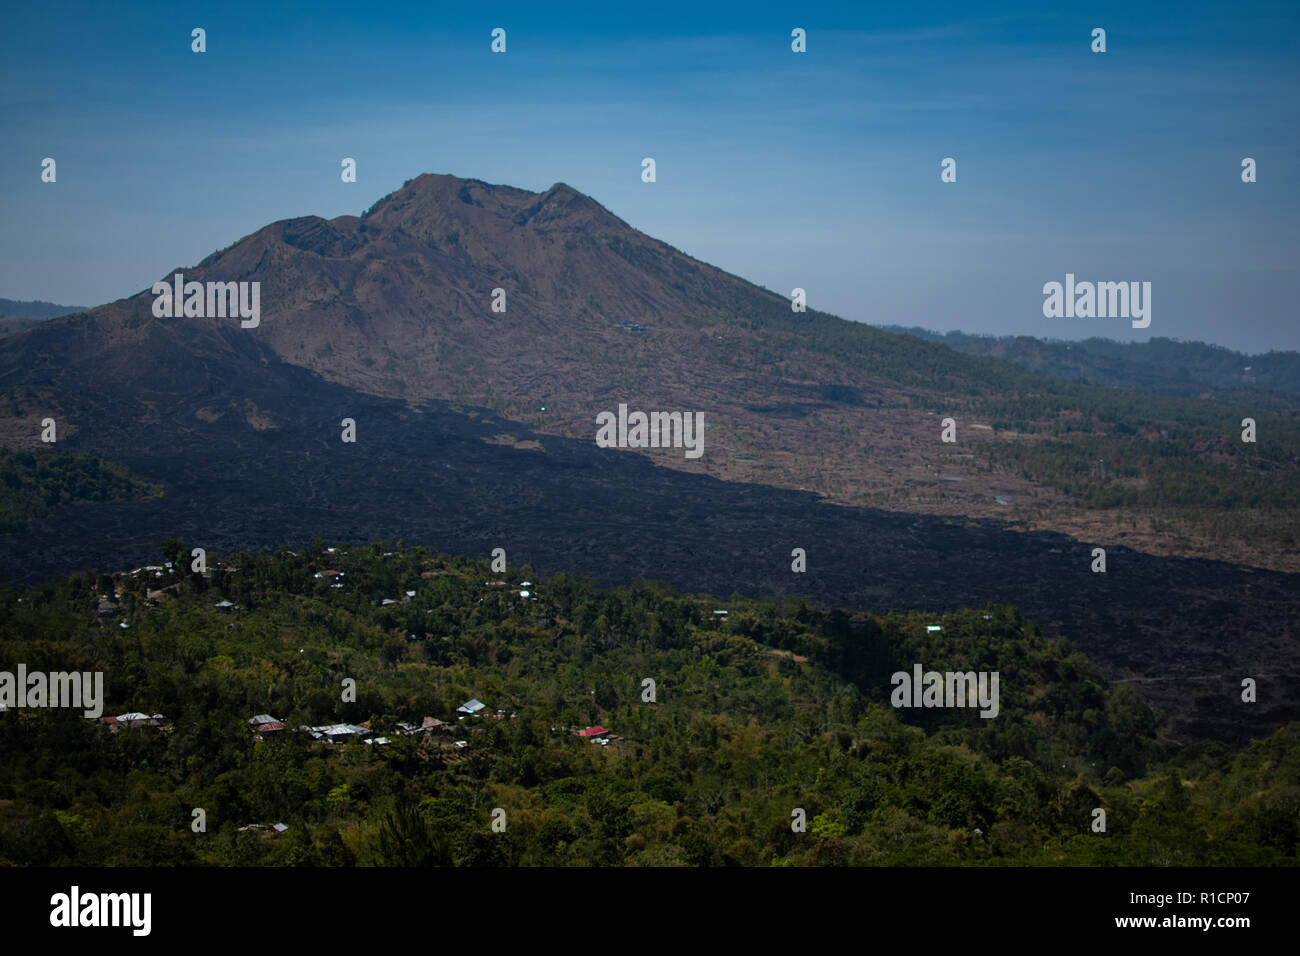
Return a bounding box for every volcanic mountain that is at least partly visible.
[15,174,1300,568]
[0,172,1297,743]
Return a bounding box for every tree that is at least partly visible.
[373,800,452,866]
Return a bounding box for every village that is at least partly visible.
[22,544,699,845]
[81,547,625,762]
[87,699,620,839]
[91,701,619,750]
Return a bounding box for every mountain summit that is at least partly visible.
[4,173,1297,560]
[0,173,1297,743]
[79,172,803,418]
[4,174,1298,574]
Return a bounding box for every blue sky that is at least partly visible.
[2,1,1296,351]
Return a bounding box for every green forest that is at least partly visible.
[0,542,1295,867]
[0,448,158,534]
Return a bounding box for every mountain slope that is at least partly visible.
[0,174,1297,743]
[39,173,1291,571]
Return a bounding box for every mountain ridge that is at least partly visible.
[881,326,1300,397]
[0,174,1297,743]
[0,298,87,320]
[9,172,1296,573]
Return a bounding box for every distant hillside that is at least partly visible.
[0,298,86,320]
[880,327,1300,396]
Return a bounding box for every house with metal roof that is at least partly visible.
[99,712,167,733]
[310,723,369,743]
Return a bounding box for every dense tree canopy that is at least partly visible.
[0,542,1294,866]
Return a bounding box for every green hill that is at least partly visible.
[0,542,1293,867]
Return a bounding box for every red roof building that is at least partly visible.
[577,726,610,739]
